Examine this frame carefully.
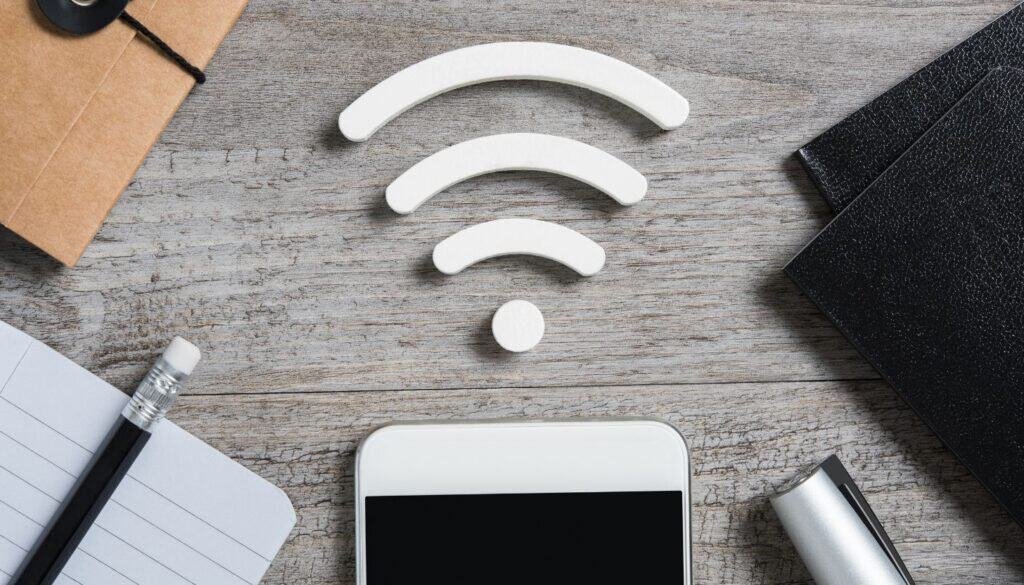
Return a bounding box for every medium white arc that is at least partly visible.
[386,133,648,214]
[339,42,689,142]
[432,219,606,276]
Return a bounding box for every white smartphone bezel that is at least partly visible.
[355,419,692,585]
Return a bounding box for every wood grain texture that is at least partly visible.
[1,0,1022,582]
[13,0,1020,394]
[174,382,1024,584]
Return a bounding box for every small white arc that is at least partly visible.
[387,133,647,214]
[339,42,689,142]
[433,219,605,276]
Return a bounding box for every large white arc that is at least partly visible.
[386,133,647,214]
[339,42,689,142]
[433,219,606,276]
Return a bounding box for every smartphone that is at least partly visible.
[355,419,692,584]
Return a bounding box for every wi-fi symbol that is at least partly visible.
[339,42,689,352]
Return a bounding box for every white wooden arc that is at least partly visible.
[386,133,648,214]
[339,42,689,142]
[432,219,606,276]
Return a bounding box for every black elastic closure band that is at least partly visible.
[118,11,206,84]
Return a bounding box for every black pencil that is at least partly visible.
[12,338,201,585]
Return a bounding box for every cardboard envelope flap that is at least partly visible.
[0,0,156,219]
[0,0,248,266]
[141,0,249,68]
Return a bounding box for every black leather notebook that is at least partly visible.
[797,4,1024,212]
[786,67,1024,526]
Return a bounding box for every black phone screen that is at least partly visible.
[365,491,685,584]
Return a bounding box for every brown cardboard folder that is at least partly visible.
[0,0,248,266]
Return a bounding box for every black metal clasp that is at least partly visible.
[36,0,130,35]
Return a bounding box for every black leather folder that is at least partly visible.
[797,4,1024,212]
[786,67,1024,527]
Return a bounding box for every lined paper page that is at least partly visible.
[0,321,295,585]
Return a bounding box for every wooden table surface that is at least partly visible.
[3,1,1023,582]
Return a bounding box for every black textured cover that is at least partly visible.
[797,4,1024,212]
[786,68,1024,527]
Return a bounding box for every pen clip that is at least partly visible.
[820,455,915,585]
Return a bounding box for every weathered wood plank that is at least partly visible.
[0,163,868,391]
[1,1,1020,582]
[2,0,1014,393]
[173,381,1024,584]
[1,1,1014,393]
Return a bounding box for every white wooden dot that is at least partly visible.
[491,300,545,352]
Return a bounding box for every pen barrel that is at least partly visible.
[13,418,150,585]
[771,466,906,585]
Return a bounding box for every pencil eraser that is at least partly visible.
[163,337,201,375]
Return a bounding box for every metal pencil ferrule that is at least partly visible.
[121,359,188,431]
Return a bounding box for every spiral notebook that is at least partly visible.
[0,320,295,585]
[786,68,1024,527]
